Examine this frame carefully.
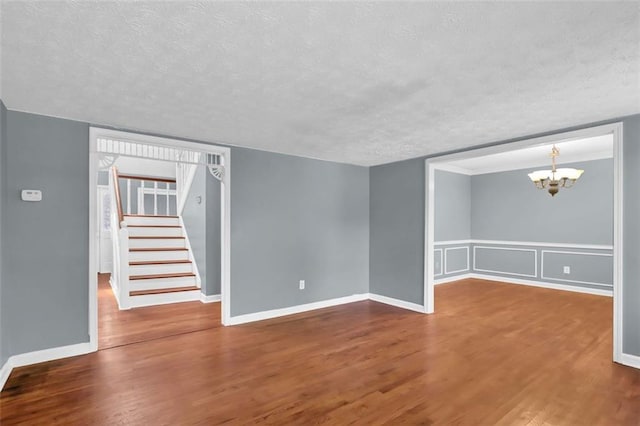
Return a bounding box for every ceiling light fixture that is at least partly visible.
[528,145,584,197]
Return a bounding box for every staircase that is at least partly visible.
[125,214,201,303]
[108,167,203,309]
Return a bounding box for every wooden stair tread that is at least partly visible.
[124,214,179,218]
[130,286,199,296]
[130,248,188,252]
[130,272,196,280]
[129,236,185,239]
[130,260,192,266]
[127,225,182,228]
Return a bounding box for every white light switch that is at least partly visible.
[21,190,42,202]
[563,266,571,274]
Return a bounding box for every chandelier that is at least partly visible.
[528,145,584,197]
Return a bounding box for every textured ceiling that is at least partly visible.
[1,1,639,166]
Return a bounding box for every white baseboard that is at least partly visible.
[1,342,95,391]
[226,293,370,326]
[620,353,640,369]
[368,293,426,313]
[469,273,613,297]
[200,293,221,303]
[10,342,94,368]
[0,359,12,391]
[434,273,473,285]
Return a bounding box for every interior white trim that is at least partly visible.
[226,294,370,326]
[540,249,613,288]
[90,127,233,350]
[612,122,624,365]
[620,353,640,370]
[434,248,443,277]
[425,122,626,368]
[200,293,221,303]
[0,342,95,391]
[469,273,613,297]
[434,239,472,246]
[10,342,94,368]
[435,239,613,251]
[434,273,474,285]
[473,246,538,278]
[444,246,470,275]
[0,360,12,391]
[368,293,426,313]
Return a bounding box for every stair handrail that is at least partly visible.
[111,166,124,226]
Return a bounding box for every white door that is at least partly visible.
[97,186,113,273]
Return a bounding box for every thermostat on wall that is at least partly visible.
[21,190,42,202]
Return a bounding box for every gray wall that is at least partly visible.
[471,159,613,245]
[3,110,89,357]
[206,174,221,296]
[369,114,640,357]
[181,166,207,293]
[468,159,613,293]
[230,147,370,316]
[623,116,640,355]
[369,158,424,304]
[0,104,638,361]
[435,170,470,241]
[0,108,369,359]
[0,101,6,367]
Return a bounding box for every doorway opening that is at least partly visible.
[89,128,231,351]
[424,122,626,366]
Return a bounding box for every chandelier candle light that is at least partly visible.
[528,145,584,197]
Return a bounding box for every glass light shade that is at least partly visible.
[528,170,552,182]
[555,168,584,180]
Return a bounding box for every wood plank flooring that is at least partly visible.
[2,278,640,424]
[98,273,219,349]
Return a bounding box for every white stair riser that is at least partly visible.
[129,263,193,276]
[129,250,189,262]
[129,276,198,291]
[128,227,183,237]
[127,290,201,308]
[124,216,180,226]
[129,238,186,249]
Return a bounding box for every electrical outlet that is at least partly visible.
[563,266,571,275]
[299,280,305,290]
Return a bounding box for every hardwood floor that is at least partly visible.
[98,273,219,349]
[2,278,640,424]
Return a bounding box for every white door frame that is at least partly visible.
[89,128,232,352]
[424,122,627,367]
[96,185,112,273]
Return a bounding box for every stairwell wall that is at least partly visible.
[182,166,208,293]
